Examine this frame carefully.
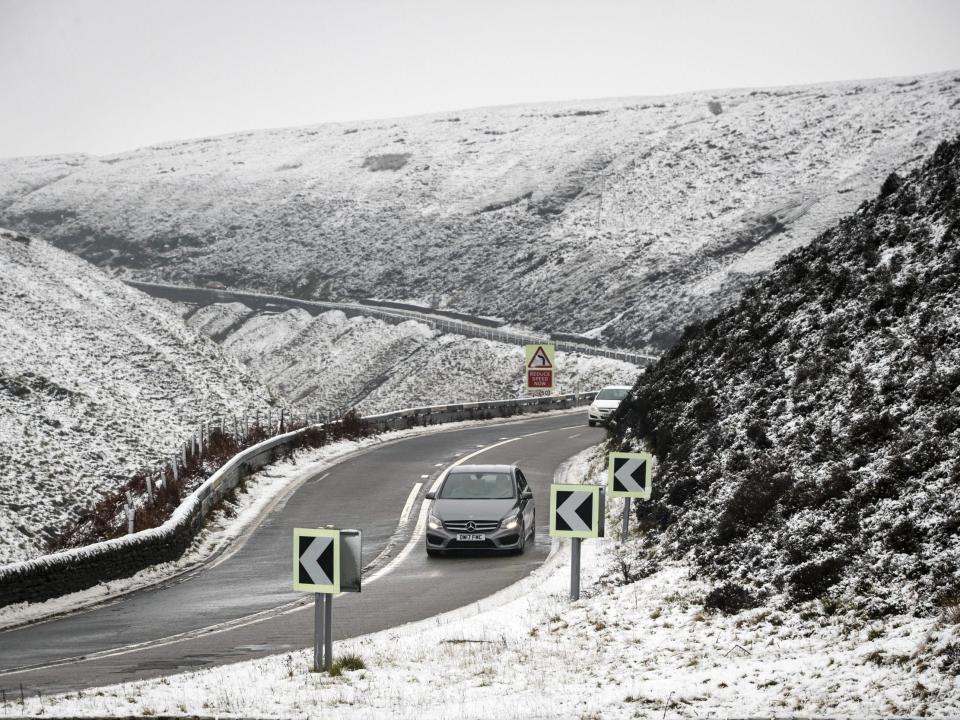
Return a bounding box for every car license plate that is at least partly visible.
[456,533,485,541]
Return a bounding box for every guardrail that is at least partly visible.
[0,391,597,609]
[126,281,660,366]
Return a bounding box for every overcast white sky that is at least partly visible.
[1,0,959,158]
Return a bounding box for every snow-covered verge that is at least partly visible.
[612,136,960,617]
[3,73,958,351]
[14,447,960,719]
[183,303,639,413]
[0,229,266,564]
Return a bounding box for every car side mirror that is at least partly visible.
[425,491,436,500]
[521,490,533,499]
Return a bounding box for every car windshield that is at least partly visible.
[596,388,629,401]
[439,472,515,499]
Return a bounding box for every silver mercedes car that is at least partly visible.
[424,464,535,556]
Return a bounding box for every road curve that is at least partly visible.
[0,411,603,694]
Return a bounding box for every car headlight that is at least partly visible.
[589,403,599,412]
[502,514,521,531]
[427,510,443,531]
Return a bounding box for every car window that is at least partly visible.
[439,472,516,499]
[515,470,528,493]
[596,388,629,401]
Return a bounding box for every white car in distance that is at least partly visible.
[587,385,631,427]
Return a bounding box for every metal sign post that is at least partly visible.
[323,592,333,671]
[294,527,362,673]
[607,452,653,542]
[549,484,604,601]
[570,538,581,600]
[314,593,323,672]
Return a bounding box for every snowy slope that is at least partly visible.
[3,73,959,351]
[183,303,640,413]
[0,229,265,563]
[612,135,960,616]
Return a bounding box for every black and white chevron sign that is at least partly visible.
[607,452,652,499]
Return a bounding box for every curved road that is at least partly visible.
[0,411,602,694]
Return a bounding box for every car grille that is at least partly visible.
[443,520,501,532]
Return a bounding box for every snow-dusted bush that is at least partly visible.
[613,135,960,617]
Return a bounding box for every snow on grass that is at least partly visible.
[0,230,265,564]
[184,302,252,339]
[185,303,641,414]
[15,446,960,718]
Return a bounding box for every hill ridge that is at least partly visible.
[2,71,958,352]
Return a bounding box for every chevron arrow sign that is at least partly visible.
[549,483,602,539]
[607,451,653,499]
[294,527,340,593]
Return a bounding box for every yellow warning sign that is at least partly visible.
[525,344,556,390]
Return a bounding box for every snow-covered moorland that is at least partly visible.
[613,135,960,617]
[0,229,265,564]
[3,73,959,351]
[14,447,959,719]
[181,302,640,413]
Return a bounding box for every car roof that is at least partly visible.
[600,385,632,390]
[447,464,516,474]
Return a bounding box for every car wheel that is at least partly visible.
[588,420,596,427]
[515,523,527,554]
[427,548,442,557]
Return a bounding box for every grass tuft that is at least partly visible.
[329,653,366,676]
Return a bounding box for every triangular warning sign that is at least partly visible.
[528,346,553,369]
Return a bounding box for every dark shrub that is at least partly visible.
[789,556,846,601]
[886,519,922,554]
[704,582,758,614]
[714,458,792,544]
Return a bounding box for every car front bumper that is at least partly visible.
[588,408,614,423]
[426,522,523,551]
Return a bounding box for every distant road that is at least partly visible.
[126,280,658,366]
[0,412,603,694]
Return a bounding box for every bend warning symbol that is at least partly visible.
[525,344,555,390]
[527,345,553,369]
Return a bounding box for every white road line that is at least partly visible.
[400,483,423,524]
[364,503,428,586]
[568,433,582,439]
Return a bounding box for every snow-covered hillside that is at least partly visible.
[182,302,639,413]
[3,73,958,351]
[0,230,265,563]
[613,135,960,617]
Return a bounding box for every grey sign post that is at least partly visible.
[549,484,604,601]
[294,527,362,672]
[607,452,653,542]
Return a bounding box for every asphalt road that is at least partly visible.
[0,411,603,695]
